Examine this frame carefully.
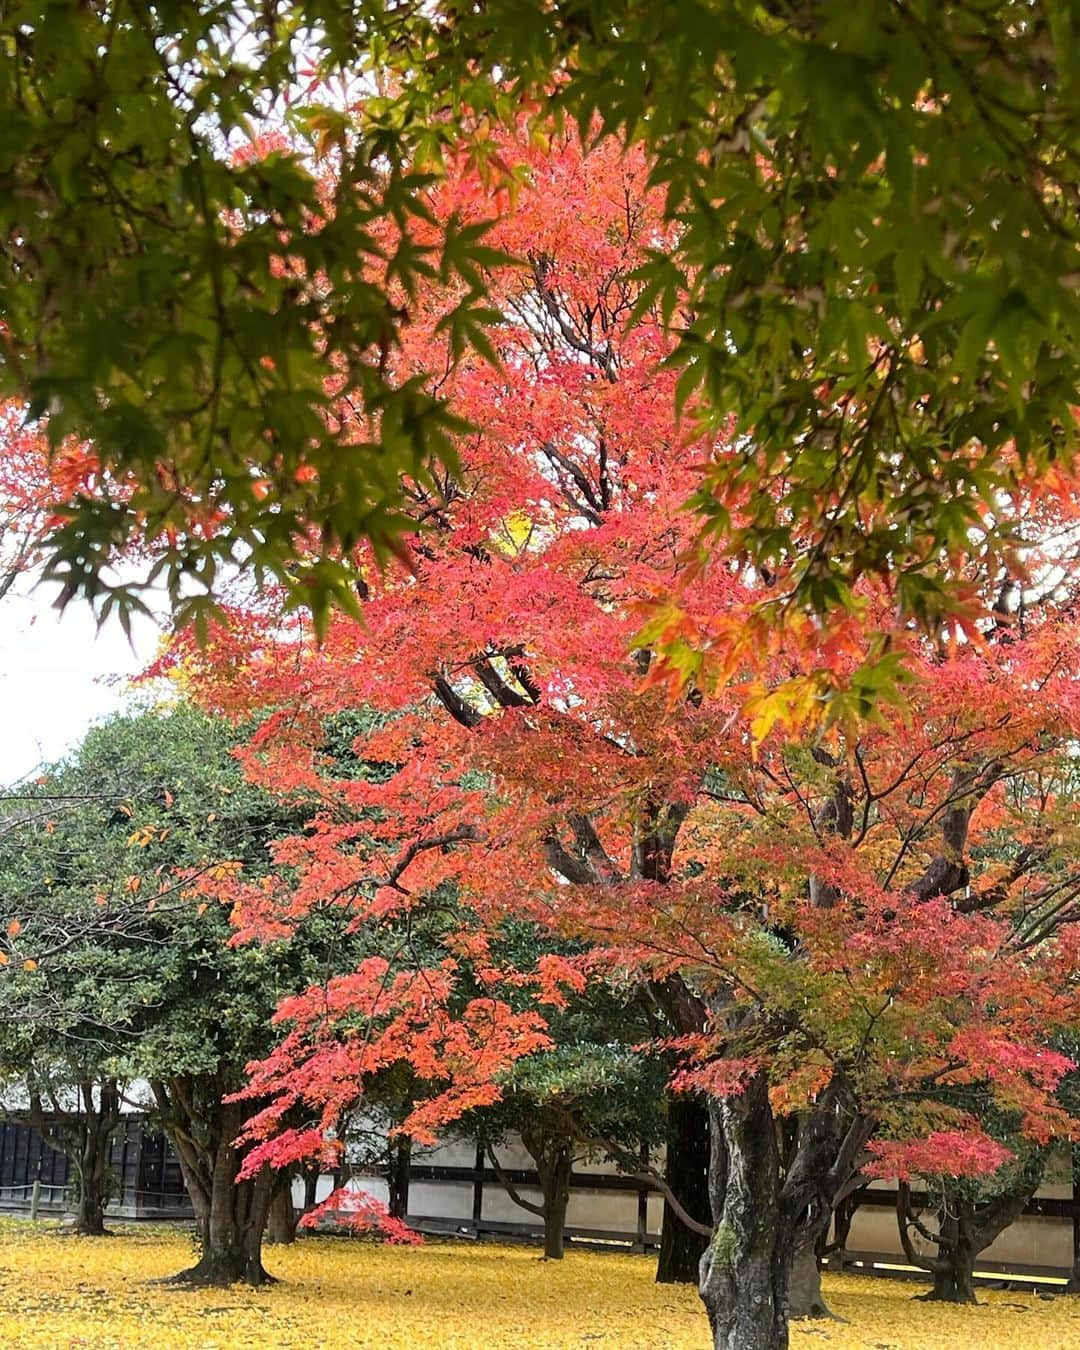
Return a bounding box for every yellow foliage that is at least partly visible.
[0,1222,1077,1348]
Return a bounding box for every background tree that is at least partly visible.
[0,704,365,1284]
[894,1136,1047,1305]
[476,1044,666,1262]
[0,712,178,1235]
[459,943,668,1263]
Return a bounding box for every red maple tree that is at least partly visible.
[173,128,1080,1348]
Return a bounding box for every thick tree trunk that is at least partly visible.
[179,1159,274,1286]
[267,1182,298,1245]
[920,1204,979,1304]
[387,1135,412,1221]
[657,1094,711,1284]
[154,1077,275,1287]
[699,1080,790,1350]
[538,1143,572,1260]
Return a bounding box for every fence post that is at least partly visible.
[472,1140,484,1235]
[30,1179,41,1222]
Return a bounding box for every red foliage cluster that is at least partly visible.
[864,1131,1016,1183]
[298,1186,423,1245]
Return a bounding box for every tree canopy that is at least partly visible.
[3,2,1079,663]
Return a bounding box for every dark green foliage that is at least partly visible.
[4,4,1078,639]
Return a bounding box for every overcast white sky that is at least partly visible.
[0,576,162,784]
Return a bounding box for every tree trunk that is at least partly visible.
[900,1176,1040,1305]
[70,1079,120,1236]
[656,1094,711,1284]
[267,1181,298,1245]
[788,1240,831,1319]
[927,1249,978,1304]
[917,1202,978,1304]
[538,1143,572,1260]
[29,1076,121,1237]
[302,1167,320,1215]
[73,1162,108,1236]
[181,1155,274,1286]
[820,1186,865,1273]
[699,1079,790,1350]
[153,1076,275,1287]
[387,1134,411,1221]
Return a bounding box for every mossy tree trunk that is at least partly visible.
[699,1078,790,1350]
[698,1075,873,1349]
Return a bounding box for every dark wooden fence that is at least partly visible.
[0,1113,191,1218]
[405,1144,659,1252]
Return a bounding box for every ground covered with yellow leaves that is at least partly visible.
[0,1220,1078,1348]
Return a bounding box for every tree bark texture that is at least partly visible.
[152,1074,274,1286]
[266,1180,298,1245]
[657,1094,711,1284]
[787,1240,829,1319]
[700,1078,790,1350]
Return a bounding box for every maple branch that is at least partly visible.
[631,798,692,883]
[472,655,536,709]
[585,1129,712,1237]
[808,748,853,909]
[530,261,618,382]
[432,675,483,728]
[622,1163,712,1237]
[884,760,1004,902]
[825,1112,876,1197]
[954,844,1048,914]
[567,813,622,883]
[542,832,598,886]
[1009,876,1080,951]
[895,1182,936,1270]
[538,441,604,526]
[346,827,485,897]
